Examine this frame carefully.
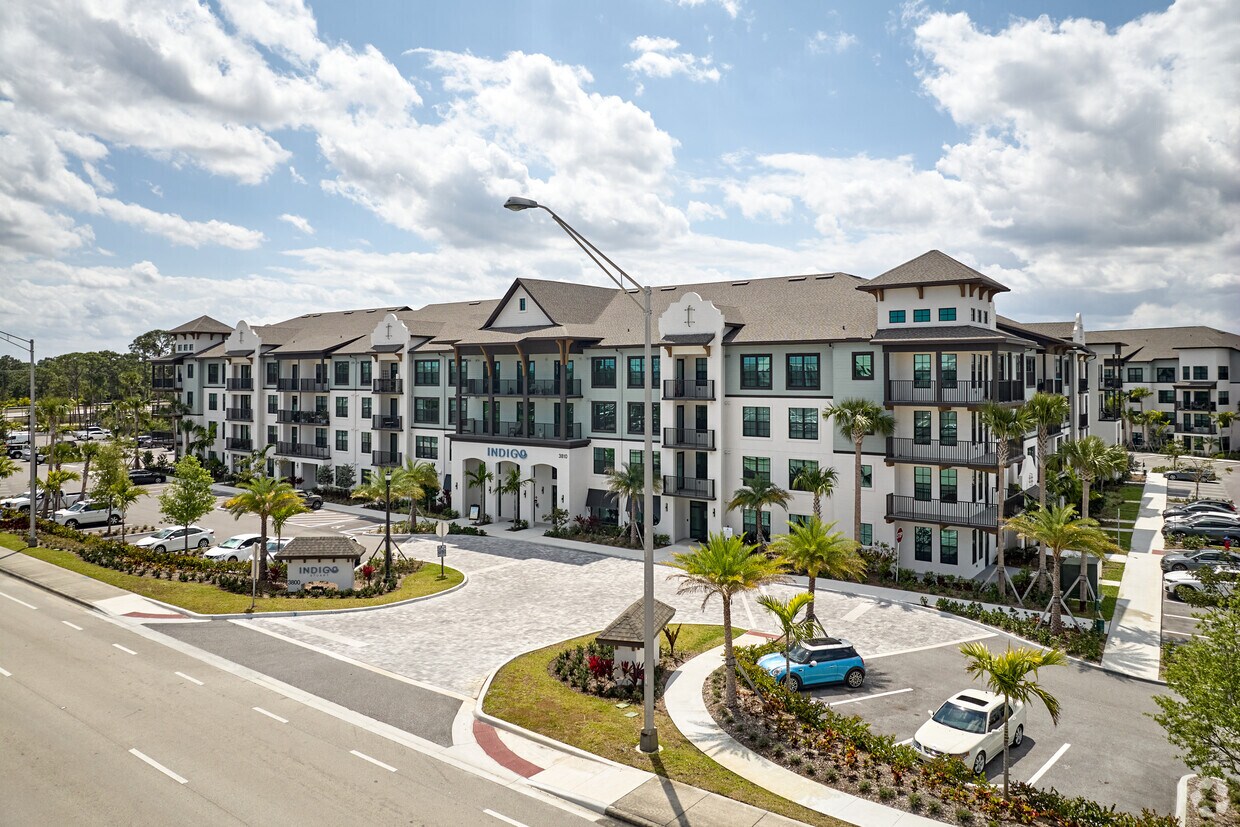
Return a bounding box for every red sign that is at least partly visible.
[896,528,904,543]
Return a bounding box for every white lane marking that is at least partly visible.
[0,591,37,610]
[0,666,11,677]
[1164,613,1200,622]
[825,687,913,707]
[112,644,138,655]
[740,593,757,630]
[484,810,530,827]
[62,621,83,631]
[1163,629,1199,638]
[866,633,996,660]
[350,750,397,772]
[1026,743,1071,786]
[253,707,289,724]
[263,618,368,649]
[129,749,188,784]
[841,602,875,622]
[175,671,204,686]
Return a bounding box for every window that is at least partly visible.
[359,360,371,385]
[940,530,958,565]
[913,308,931,323]
[628,449,662,477]
[208,363,220,385]
[742,509,771,541]
[591,357,616,388]
[913,354,932,388]
[627,401,660,434]
[1156,367,1175,383]
[592,401,617,433]
[414,360,440,386]
[940,353,957,386]
[786,354,820,389]
[914,527,932,562]
[914,467,932,501]
[852,352,874,380]
[651,355,660,387]
[1158,390,1175,404]
[860,464,872,488]
[788,514,811,528]
[208,392,218,411]
[1182,366,1190,380]
[1220,366,1230,380]
[361,432,372,453]
[913,411,932,445]
[415,436,438,459]
[186,363,194,379]
[627,356,645,388]
[361,397,372,418]
[414,398,439,424]
[1193,366,1209,380]
[888,310,906,324]
[938,308,956,322]
[335,430,348,451]
[742,456,771,484]
[1220,391,1230,406]
[740,355,772,389]
[1127,367,1144,383]
[789,459,817,489]
[315,395,328,413]
[334,361,350,386]
[266,425,277,445]
[859,523,873,547]
[335,397,348,418]
[518,297,526,311]
[593,447,615,474]
[940,411,958,446]
[788,408,818,440]
[940,469,957,503]
[447,398,458,425]
[267,394,277,414]
[265,361,278,386]
[742,406,771,437]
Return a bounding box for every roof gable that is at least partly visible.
[858,250,1009,295]
[169,315,233,335]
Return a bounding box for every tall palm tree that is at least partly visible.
[36,397,72,471]
[1127,387,1153,448]
[978,402,1033,599]
[393,459,439,529]
[78,441,102,507]
[0,454,19,484]
[42,468,80,515]
[465,463,493,522]
[110,478,147,543]
[755,592,821,689]
[958,641,1066,796]
[823,399,895,544]
[767,517,866,626]
[1022,392,1070,589]
[1059,435,1128,523]
[224,476,303,582]
[1003,504,1119,633]
[270,498,309,563]
[726,478,791,548]
[606,463,661,546]
[792,464,838,521]
[669,533,785,708]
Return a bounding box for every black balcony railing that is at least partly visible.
[277,409,329,425]
[887,492,1028,531]
[1079,412,1089,429]
[225,408,253,422]
[663,379,715,400]
[1036,379,1065,395]
[885,438,1018,468]
[1101,377,1123,390]
[373,378,403,394]
[1175,401,1216,412]
[226,437,253,451]
[527,378,582,397]
[886,379,1024,405]
[152,377,178,390]
[300,378,329,392]
[1047,421,1063,436]
[1099,407,1121,422]
[277,378,299,391]
[276,441,330,460]
[663,427,716,450]
[1177,424,1217,435]
[372,415,403,430]
[226,378,253,391]
[372,450,402,467]
[662,475,716,500]
[457,419,582,440]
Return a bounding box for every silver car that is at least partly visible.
[53,500,119,529]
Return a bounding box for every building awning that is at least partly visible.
[585,488,618,509]
[597,598,677,649]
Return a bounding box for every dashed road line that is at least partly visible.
[253,707,289,724]
[0,666,11,677]
[484,810,530,827]
[62,621,83,631]
[112,644,138,655]
[825,687,913,707]
[129,749,188,784]
[350,750,397,772]
[1027,743,1071,786]
[0,591,38,610]
[175,671,204,686]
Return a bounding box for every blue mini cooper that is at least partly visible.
[756,637,866,691]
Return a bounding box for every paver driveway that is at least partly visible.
[243,535,985,696]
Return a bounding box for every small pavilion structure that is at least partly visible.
[596,598,676,683]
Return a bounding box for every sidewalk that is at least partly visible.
[1100,473,1166,681]
[0,548,189,620]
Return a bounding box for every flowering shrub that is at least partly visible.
[935,599,1107,661]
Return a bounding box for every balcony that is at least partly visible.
[1099,408,1121,422]
[373,378,403,394]
[276,441,331,460]
[276,409,330,425]
[662,475,716,500]
[226,437,253,451]
[1177,424,1217,435]
[663,427,716,450]
[663,380,715,401]
[373,415,403,430]
[1175,401,1216,412]
[152,377,179,390]
[1036,379,1064,395]
[885,437,1018,469]
[886,379,1024,406]
[528,378,582,397]
[886,491,1027,531]
[226,378,253,391]
[1101,377,1123,390]
[225,408,253,422]
[457,419,583,440]
[372,450,403,467]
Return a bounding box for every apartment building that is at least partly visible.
[154,250,1092,578]
[1085,326,1238,454]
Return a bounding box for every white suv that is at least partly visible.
[53,501,120,529]
[913,690,1027,775]
[132,526,215,553]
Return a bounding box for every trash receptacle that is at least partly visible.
[1093,599,1106,633]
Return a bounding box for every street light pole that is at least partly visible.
[384,470,393,582]
[1,329,37,549]
[504,197,659,754]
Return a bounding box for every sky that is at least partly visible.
[1,0,1237,356]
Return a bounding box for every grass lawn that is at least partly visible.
[1119,483,1145,502]
[1101,584,1119,622]
[7,534,462,614]
[1101,559,1126,582]
[483,626,847,827]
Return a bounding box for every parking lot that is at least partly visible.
[1159,469,1234,647]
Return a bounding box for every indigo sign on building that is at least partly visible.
[486,446,528,460]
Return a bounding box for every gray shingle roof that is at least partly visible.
[276,535,364,561]
[168,315,233,334]
[996,316,1074,348]
[596,598,677,648]
[1086,326,1240,361]
[858,250,1009,294]
[870,325,1034,347]
[1018,320,1076,341]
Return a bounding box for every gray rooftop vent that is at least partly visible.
[788,276,806,282]
[731,281,750,286]
[659,286,677,291]
[815,274,834,280]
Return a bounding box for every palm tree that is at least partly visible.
[726,478,791,549]
[767,517,866,626]
[497,466,535,527]
[269,498,309,563]
[224,476,302,582]
[110,478,147,543]
[78,441,102,506]
[958,641,1066,796]
[42,468,80,515]
[393,459,439,529]
[792,464,838,521]
[669,533,786,708]
[1003,504,1119,633]
[823,399,895,544]
[755,592,821,689]
[0,454,18,484]
[978,402,1033,599]
[606,463,661,546]
[1161,438,1183,471]
[36,397,72,471]
[1059,436,1128,523]
[465,463,493,522]
[1127,388,1153,448]
[1022,392,1070,590]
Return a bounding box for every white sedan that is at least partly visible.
[203,533,264,562]
[1164,566,1239,601]
[133,526,214,553]
[913,690,1026,775]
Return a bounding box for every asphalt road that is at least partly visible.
[0,574,605,827]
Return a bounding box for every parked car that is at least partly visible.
[1163,567,1239,601]
[53,500,119,529]
[10,446,45,464]
[0,490,83,513]
[913,690,1026,775]
[1165,468,1218,482]
[132,526,215,553]
[203,533,264,562]
[72,426,112,441]
[1164,510,1239,527]
[1163,501,1237,519]
[296,490,324,510]
[1162,516,1240,544]
[1160,549,1240,573]
[755,637,866,691]
[127,468,168,484]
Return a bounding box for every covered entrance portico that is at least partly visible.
[448,439,590,528]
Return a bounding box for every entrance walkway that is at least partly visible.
[1100,472,1166,681]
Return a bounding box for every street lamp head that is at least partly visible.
[504,196,539,212]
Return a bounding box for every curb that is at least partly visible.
[1175,773,1194,826]
[0,559,100,613]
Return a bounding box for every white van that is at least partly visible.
[5,432,31,457]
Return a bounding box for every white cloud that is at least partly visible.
[671,0,741,20]
[98,199,265,249]
[626,36,723,84]
[279,213,315,234]
[809,30,859,54]
[686,200,726,222]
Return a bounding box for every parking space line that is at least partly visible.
[825,687,913,707]
[253,707,289,724]
[1163,629,1199,637]
[62,621,83,631]
[350,750,397,772]
[1026,743,1071,786]
[1164,613,1199,622]
[0,666,11,677]
[112,644,138,655]
[129,749,188,784]
[175,671,204,686]
[866,633,995,660]
[484,810,530,827]
[841,602,875,622]
[0,591,38,610]
[740,593,757,630]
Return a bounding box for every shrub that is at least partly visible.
[935,598,1107,661]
